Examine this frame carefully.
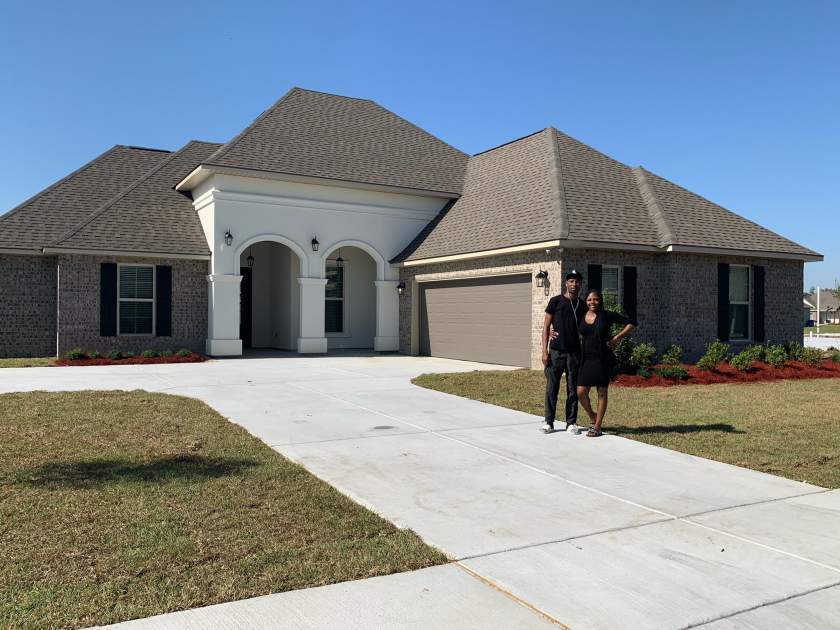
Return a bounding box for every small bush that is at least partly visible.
[631,342,656,369]
[696,340,729,371]
[636,367,652,378]
[123,350,135,358]
[107,350,123,361]
[765,345,787,369]
[88,351,101,359]
[141,349,159,358]
[832,352,840,363]
[160,350,173,358]
[785,341,804,361]
[661,344,683,366]
[654,366,689,380]
[801,347,824,367]
[64,348,87,360]
[742,344,767,363]
[176,348,192,357]
[728,350,755,372]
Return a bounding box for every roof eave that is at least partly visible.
[666,244,823,262]
[41,246,211,260]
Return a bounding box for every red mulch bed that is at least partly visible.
[615,360,840,388]
[56,353,207,367]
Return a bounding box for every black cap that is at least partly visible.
[565,269,583,280]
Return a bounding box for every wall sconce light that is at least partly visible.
[311,237,319,252]
[246,247,255,268]
[396,281,406,296]
[224,230,233,246]
[335,248,344,268]
[535,270,548,287]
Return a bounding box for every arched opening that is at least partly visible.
[323,245,377,349]
[239,241,301,350]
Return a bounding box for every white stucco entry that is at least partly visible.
[186,171,449,355]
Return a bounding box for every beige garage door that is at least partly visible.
[420,275,531,367]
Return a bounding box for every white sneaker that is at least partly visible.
[541,422,555,434]
[566,423,580,435]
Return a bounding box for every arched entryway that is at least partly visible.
[322,245,378,349]
[238,241,302,350]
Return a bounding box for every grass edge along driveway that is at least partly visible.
[413,370,840,489]
[1,390,446,630]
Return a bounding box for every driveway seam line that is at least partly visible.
[679,487,833,520]
[680,579,840,629]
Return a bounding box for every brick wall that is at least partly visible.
[400,248,804,366]
[0,254,57,357]
[57,254,208,355]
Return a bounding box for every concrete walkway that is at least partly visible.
[4,354,839,629]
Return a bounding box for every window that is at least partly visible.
[325,262,345,334]
[118,265,154,335]
[602,265,620,307]
[729,265,750,340]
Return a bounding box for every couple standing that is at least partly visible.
[541,269,637,437]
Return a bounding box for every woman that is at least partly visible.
[577,290,637,437]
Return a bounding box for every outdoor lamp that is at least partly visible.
[224,230,233,246]
[396,282,406,296]
[535,269,548,287]
[246,248,254,268]
[311,237,319,252]
[335,248,344,267]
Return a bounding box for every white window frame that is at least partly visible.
[325,261,351,337]
[601,265,622,304]
[117,263,156,336]
[728,264,751,341]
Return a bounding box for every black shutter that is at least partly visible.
[156,265,172,337]
[717,263,730,341]
[623,266,638,320]
[587,264,602,293]
[100,263,117,336]
[753,265,765,343]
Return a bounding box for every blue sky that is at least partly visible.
[1,0,837,289]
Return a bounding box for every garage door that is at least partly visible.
[420,274,531,367]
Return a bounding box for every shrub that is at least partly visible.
[696,340,729,371]
[742,344,767,363]
[636,367,652,378]
[107,350,123,360]
[785,341,804,362]
[141,349,159,358]
[88,351,101,359]
[728,350,755,372]
[176,348,192,357]
[631,342,656,370]
[654,366,689,380]
[64,348,87,360]
[832,352,840,363]
[123,350,135,358]
[160,349,173,358]
[801,347,824,367]
[765,345,787,369]
[661,344,683,366]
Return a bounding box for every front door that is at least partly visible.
[240,267,253,349]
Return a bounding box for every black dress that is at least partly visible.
[578,310,637,387]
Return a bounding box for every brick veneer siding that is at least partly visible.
[399,248,803,367]
[0,254,57,357]
[56,254,208,356]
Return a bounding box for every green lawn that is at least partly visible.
[1,391,446,629]
[804,324,840,334]
[413,371,840,488]
[0,357,56,368]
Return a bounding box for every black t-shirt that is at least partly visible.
[545,294,587,352]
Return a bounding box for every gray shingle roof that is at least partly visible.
[0,146,170,251]
[51,141,221,256]
[203,88,468,194]
[394,127,820,262]
[805,290,840,311]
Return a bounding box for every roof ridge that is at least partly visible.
[472,129,545,156]
[49,142,193,247]
[0,145,125,228]
[369,100,469,159]
[121,145,172,153]
[545,127,569,240]
[632,166,675,248]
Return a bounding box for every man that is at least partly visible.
[542,269,587,434]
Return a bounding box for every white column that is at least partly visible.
[297,277,328,353]
[206,274,243,356]
[374,280,400,351]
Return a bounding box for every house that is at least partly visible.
[804,290,840,325]
[0,88,823,367]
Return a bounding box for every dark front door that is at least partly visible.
[240,267,253,349]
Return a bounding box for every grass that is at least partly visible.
[804,324,840,334]
[1,391,446,629]
[413,371,840,488]
[0,357,55,368]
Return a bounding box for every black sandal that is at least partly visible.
[586,427,602,437]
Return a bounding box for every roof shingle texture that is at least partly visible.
[204,88,468,194]
[0,146,169,250]
[53,141,221,256]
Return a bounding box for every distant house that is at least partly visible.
[0,88,824,366]
[804,290,840,325]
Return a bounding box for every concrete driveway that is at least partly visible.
[4,354,840,629]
